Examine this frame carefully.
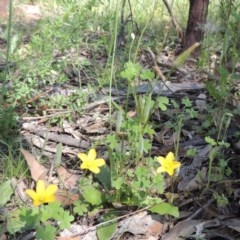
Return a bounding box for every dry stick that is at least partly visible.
[68,206,151,238]
[162,0,183,39]
[21,110,73,121]
[146,48,174,94]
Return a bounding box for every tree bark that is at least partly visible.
[184,0,209,57]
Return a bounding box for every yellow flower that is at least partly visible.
[78,149,106,174]
[156,152,181,176]
[25,180,58,207]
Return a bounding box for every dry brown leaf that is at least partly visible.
[114,212,163,239]
[147,220,164,237]
[57,166,81,189]
[127,110,136,118]
[55,189,79,206]
[21,148,48,181]
[84,122,106,134]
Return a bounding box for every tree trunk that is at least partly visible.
[184,0,209,57]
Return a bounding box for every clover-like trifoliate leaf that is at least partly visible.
[73,200,89,216]
[36,225,57,240]
[82,186,102,205]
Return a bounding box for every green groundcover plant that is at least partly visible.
[1,148,181,240]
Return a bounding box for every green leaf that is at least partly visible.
[40,202,64,222]
[82,186,102,205]
[218,140,230,148]
[137,135,144,157]
[0,223,5,236]
[185,108,198,118]
[171,99,179,108]
[181,97,192,107]
[152,174,164,194]
[143,138,152,153]
[186,148,197,157]
[106,134,118,150]
[73,200,89,216]
[205,81,223,101]
[97,210,119,240]
[140,69,154,80]
[19,208,39,231]
[120,62,142,81]
[0,180,13,206]
[55,210,74,230]
[41,202,74,229]
[205,136,217,146]
[112,177,123,190]
[116,110,123,133]
[158,96,169,111]
[149,202,179,217]
[6,209,24,234]
[136,166,148,180]
[36,225,57,240]
[143,95,155,124]
[95,165,112,191]
[97,222,117,240]
[141,196,163,206]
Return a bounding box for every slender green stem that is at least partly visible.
[4,0,13,82]
[109,0,120,131]
[109,0,120,186]
[175,114,183,161]
[207,147,215,188]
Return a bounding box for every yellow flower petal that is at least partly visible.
[157,156,166,165]
[43,194,55,203]
[172,161,181,168]
[156,166,165,173]
[88,149,97,160]
[78,153,88,162]
[95,158,106,167]
[166,168,174,176]
[156,152,181,176]
[79,149,106,173]
[36,180,45,196]
[80,162,89,170]
[25,189,38,201]
[33,199,41,207]
[45,184,58,197]
[26,180,58,207]
[166,152,175,161]
[89,166,100,174]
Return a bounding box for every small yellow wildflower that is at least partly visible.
[78,149,106,174]
[25,180,58,207]
[156,152,181,176]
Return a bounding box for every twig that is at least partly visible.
[21,110,73,121]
